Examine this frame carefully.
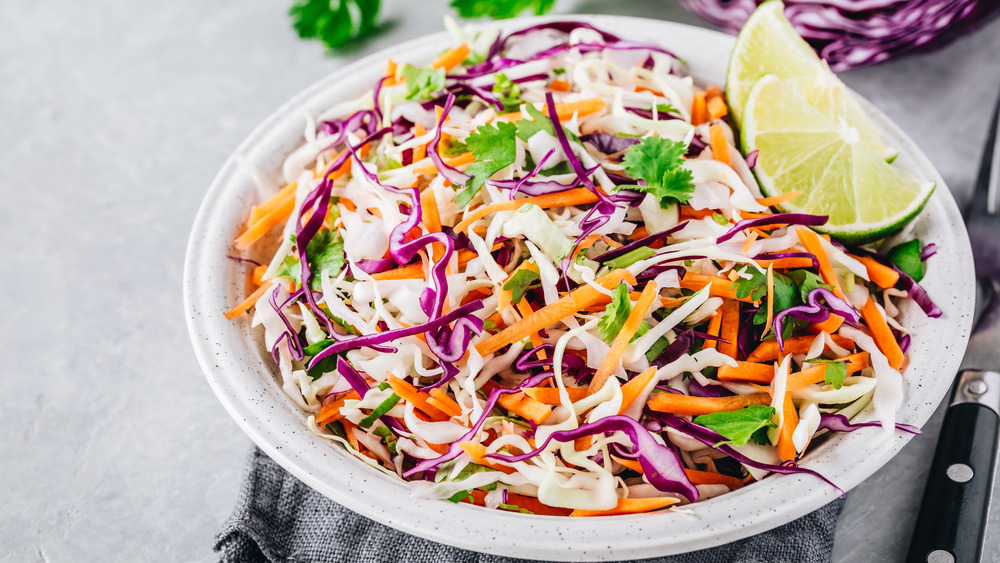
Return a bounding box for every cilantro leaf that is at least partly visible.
[785,270,835,303]
[401,63,446,101]
[693,405,777,446]
[274,255,302,286]
[598,283,637,344]
[730,266,767,302]
[456,121,518,207]
[654,103,679,116]
[620,136,695,207]
[305,228,346,291]
[515,104,579,143]
[492,73,523,109]
[806,359,847,389]
[503,268,541,305]
[442,138,468,156]
[372,425,398,454]
[753,272,801,325]
[887,239,925,281]
[450,0,555,19]
[289,0,380,52]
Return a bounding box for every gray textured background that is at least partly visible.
[2,1,998,561]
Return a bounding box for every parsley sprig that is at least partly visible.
[619,136,695,207]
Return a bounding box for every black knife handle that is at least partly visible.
[908,370,1000,563]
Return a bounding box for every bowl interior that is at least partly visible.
[184,15,976,561]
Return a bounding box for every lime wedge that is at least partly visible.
[725,0,896,161]
[742,76,934,244]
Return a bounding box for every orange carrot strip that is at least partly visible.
[708,123,731,166]
[755,191,802,207]
[412,123,427,162]
[343,421,361,451]
[747,334,855,362]
[516,299,545,352]
[430,44,471,71]
[235,196,297,250]
[522,387,589,405]
[742,231,759,254]
[796,227,845,299]
[461,490,573,516]
[691,92,708,126]
[684,468,745,490]
[455,188,600,233]
[860,298,904,370]
[316,390,362,426]
[384,59,398,87]
[370,248,489,281]
[718,300,740,358]
[647,392,772,416]
[420,187,444,261]
[618,366,659,415]
[810,313,844,335]
[754,257,817,270]
[428,388,463,417]
[704,311,723,351]
[476,269,637,357]
[707,95,728,120]
[248,182,297,225]
[855,255,900,289]
[252,264,269,286]
[717,361,776,384]
[777,393,798,462]
[224,282,273,320]
[497,392,552,424]
[385,374,450,421]
[705,85,723,99]
[457,442,516,474]
[678,273,755,303]
[570,497,679,517]
[588,282,659,395]
[550,79,570,91]
[786,352,868,391]
[412,152,474,176]
[496,98,607,122]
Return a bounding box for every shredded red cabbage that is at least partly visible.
[892,265,943,318]
[596,222,689,263]
[688,379,735,398]
[717,213,828,243]
[226,255,262,267]
[920,243,938,261]
[773,287,859,350]
[818,413,920,435]
[580,132,640,154]
[652,329,696,368]
[486,415,699,500]
[745,149,759,169]
[753,251,819,269]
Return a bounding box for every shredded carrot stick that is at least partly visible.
[522,387,589,405]
[515,299,545,352]
[428,388,462,417]
[796,227,846,299]
[413,152,474,176]
[589,282,659,396]
[430,44,470,71]
[810,313,844,335]
[742,231,759,254]
[618,366,659,415]
[747,334,855,362]
[855,255,900,289]
[457,442,517,474]
[754,257,816,270]
[224,282,273,320]
[691,92,708,126]
[717,361,776,384]
[251,264,269,286]
[495,98,607,122]
[385,374,451,421]
[755,191,802,207]
[678,273,755,303]
[383,59,398,87]
[370,247,497,281]
[707,95,728,120]
[316,390,361,426]
[860,298,904,370]
[703,311,723,350]
[647,391,771,416]
[235,196,297,250]
[343,421,360,451]
[420,187,445,262]
[785,352,869,390]
[550,79,570,91]
[684,468,745,490]
[709,123,731,166]
[412,123,427,162]
[718,300,740,358]
[705,85,723,99]
[761,264,775,338]
[777,393,798,462]
[454,188,601,233]
[570,496,679,517]
[248,182,297,226]
[497,391,552,424]
[461,489,573,516]
[476,269,637,357]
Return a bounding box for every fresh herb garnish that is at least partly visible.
[456,121,518,207]
[503,268,541,305]
[515,103,579,143]
[289,0,380,51]
[887,239,925,281]
[619,136,695,207]
[304,227,346,291]
[805,359,848,389]
[450,0,555,19]
[693,405,777,446]
[492,73,523,108]
[400,63,446,101]
[597,283,649,344]
[730,266,767,302]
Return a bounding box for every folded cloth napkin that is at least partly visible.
[216,447,845,563]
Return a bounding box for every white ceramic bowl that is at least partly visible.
[184,15,976,560]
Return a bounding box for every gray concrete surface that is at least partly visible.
[1,1,997,561]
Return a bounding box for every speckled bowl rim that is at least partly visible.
[184,15,976,561]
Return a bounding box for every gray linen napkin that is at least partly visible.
[215,447,845,563]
